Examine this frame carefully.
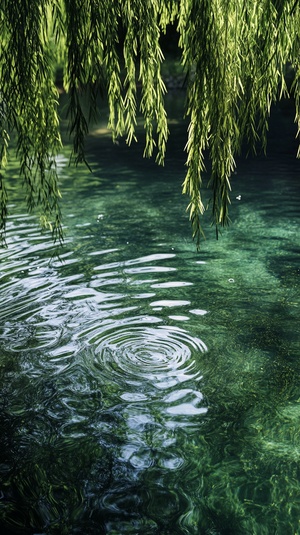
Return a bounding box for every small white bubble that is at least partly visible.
[228,278,235,283]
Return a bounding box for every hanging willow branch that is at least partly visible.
[0,0,299,247]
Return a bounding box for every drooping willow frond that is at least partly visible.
[181,0,298,245]
[0,0,299,246]
[0,0,63,243]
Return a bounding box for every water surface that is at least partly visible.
[0,98,299,534]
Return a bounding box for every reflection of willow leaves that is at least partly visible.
[0,439,110,533]
[1,1,300,246]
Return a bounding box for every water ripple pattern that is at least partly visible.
[1,115,300,534]
[0,228,210,533]
[92,319,206,396]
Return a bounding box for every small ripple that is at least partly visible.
[190,309,208,316]
[94,253,176,274]
[151,281,193,288]
[125,265,177,274]
[150,299,190,308]
[90,318,207,398]
[169,315,190,321]
[126,253,176,264]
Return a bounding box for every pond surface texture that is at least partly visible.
[0,97,299,534]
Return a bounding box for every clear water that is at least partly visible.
[0,97,299,535]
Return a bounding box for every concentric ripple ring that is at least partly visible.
[92,318,207,392]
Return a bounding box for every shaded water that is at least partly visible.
[0,97,299,534]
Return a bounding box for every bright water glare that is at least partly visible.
[0,97,299,534]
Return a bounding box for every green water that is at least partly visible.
[0,97,299,534]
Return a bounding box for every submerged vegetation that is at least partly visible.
[0,0,300,246]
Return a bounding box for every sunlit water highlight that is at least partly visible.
[0,98,299,534]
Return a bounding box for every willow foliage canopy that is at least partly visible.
[0,0,299,246]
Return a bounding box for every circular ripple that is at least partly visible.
[92,319,207,391]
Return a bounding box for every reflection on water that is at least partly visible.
[0,99,300,534]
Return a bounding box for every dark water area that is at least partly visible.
[0,95,299,534]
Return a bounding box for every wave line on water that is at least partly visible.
[89,318,207,400]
